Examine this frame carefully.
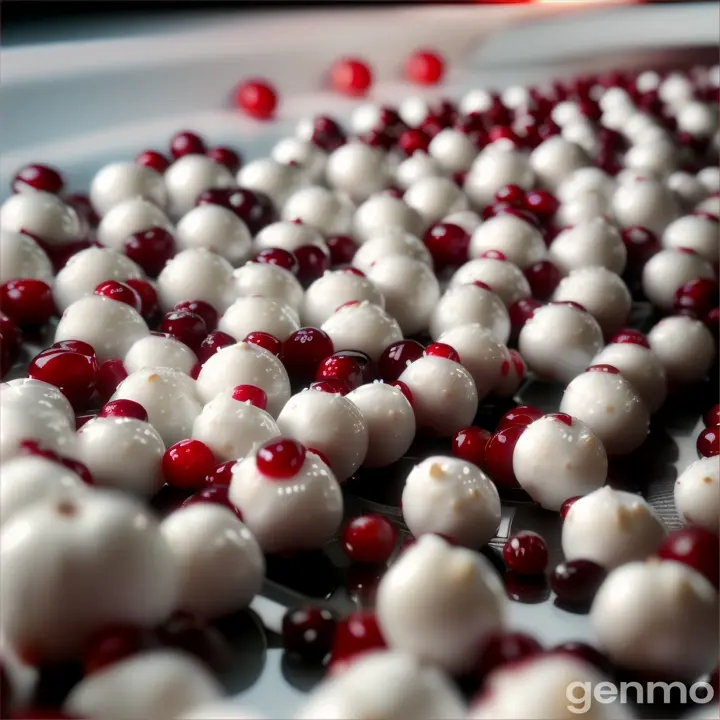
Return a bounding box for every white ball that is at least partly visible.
[64,650,222,720]
[666,171,707,212]
[676,101,718,138]
[530,136,589,191]
[52,246,144,313]
[165,155,235,218]
[297,650,466,720]
[513,414,607,511]
[218,296,299,342]
[175,204,251,266]
[231,262,303,312]
[674,456,719,534]
[430,283,511,344]
[469,215,546,269]
[0,455,86,528]
[552,100,583,127]
[548,217,627,276]
[55,295,149,363]
[0,191,84,245]
[301,270,384,329]
[647,315,716,384]
[591,343,667,414]
[254,220,326,254]
[404,176,469,226]
[325,142,389,203]
[442,209,483,234]
[351,228,432,274]
[321,300,403,363]
[124,334,196,376]
[195,341,290,417]
[560,369,650,455]
[346,382,415,468]
[562,118,598,156]
[0,490,179,664]
[554,191,611,228]
[367,256,440,336]
[89,161,167,216]
[611,177,680,235]
[76,416,165,497]
[272,137,327,183]
[376,535,506,674]
[394,152,443,190]
[552,267,631,336]
[192,393,280,463]
[562,487,667,569]
[156,248,235,313]
[591,560,718,680]
[463,146,534,208]
[459,88,494,115]
[662,214,719,264]
[1,377,74,427]
[281,186,354,237]
[160,504,264,618]
[237,158,302,209]
[624,139,678,178]
[353,194,424,245]
[518,304,604,384]
[449,257,530,307]
[96,198,174,252]
[641,248,715,310]
[397,355,478,437]
[111,367,202,446]
[697,166,720,193]
[402,456,501,548]
[0,401,77,463]
[229,447,343,554]
[277,389,369,482]
[398,96,431,127]
[428,128,478,173]
[0,229,53,284]
[557,167,616,205]
[696,194,720,217]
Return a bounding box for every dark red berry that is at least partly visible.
[234,79,278,120]
[325,235,358,266]
[524,190,559,220]
[244,331,282,356]
[124,226,176,277]
[550,560,607,608]
[341,514,398,564]
[391,380,413,406]
[256,438,306,479]
[199,188,276,234]
[330,58,373,97]
[405,49,445,86]
[197,330,236,363]
[704,404,720,428]
[231,384,268,410]
[509,297,541,332]
[169,131,206,159]
[475,631,543,678]
[697,425,720,458]
[160,311,207,352]
[377,339,424,382]
[83,624,151,675]
[163,440,216,490]
[255,247,299,274]
[674,277,719,317]
[422,223,470,269]
[621,226,660,267]
[96,359,128,403]
[330,610,386,670]
[282,606,337,663]
[51,339,95,358]
[452,426,492,469]
[425,342,460,363]
[206,146,242,173]
[315,354,364,389]
[181,485,243,520]
[155,612,231,672]
[485,426,525,489]
[11,164,64,194]
[609,328,649,347]
[28,348,97,409]
[99,399,148,421]
[309,115,347,153]
[173,300,218,333]
[124,279,160,320]
[94,280,141,312]
[294,244,330,285]
[657,527,720,588]
[494,184,525,206]
[524,260,560,300]
[497,405,543,431]
[0,279,55,327]
[560,496,580,520]
[0,312,21,353]
[281,327,334,382]
[136,150,170,173]
[503,531,549,575]
[310,378,350,395]
[397,129,431,156]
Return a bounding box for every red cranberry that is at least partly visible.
[697,425,720,457]
[374,107,407,139]
[11,164,64,194]
[330,610,386,670]
[377,339,424,382]
[206,146,242,173]
[124,279,159,320]
[504,571,551,604]
[163,440,216,490]
[674,277,719,317]
[494,184,526,206]
[609,328,650,348]
[309,115,347,152]
[182,485,242,520]
[281,327,334,382]
[497,405,543,431]
[341,514,398,564]
[524,260,561,300]
[330,58,373,97]
[560,496,580,520]
[204,460,237,487]
[425,342,460,363]
[173,300,218,333]
[160,311,207,352]
[391,380,413,406]
[551,642,614,676]
[28,348,97,410]
[226,189,278,233]
[475,631,543,678]
[548,412,572,427]
[586,364,621,375]
[155,612,231,672]
[704,404,720,428]
[282,606,338,663]
[99,399,148,421]
[136,150,170,173]
[0,312,21,352]
[0,336,12,378]
[621,226,660,267]
[405,49,445,85]
[361,128,395,151]
[197,330,235,363]
[255,247,299,274]
[94,280,141,312]
[488,126,521,147]
[244,331,282,356]
[325,235,358,266]
[315,354,364,389]
[509,297,541,332]
[124,226,176,277]
[83,624,151,675]
[256,438,306,480]
[550,559,606,608]
[452,426,492,470]
[169,131,206,159]
[0,279,55,327]
[503,531,549,575]
[294,244,330,284]
[397,129,431,156]
[61,457,94,485]
[50,339,95,358]
[231,384,268,410]
[234,79,278,120]
[96,359,128,402]
[485,426,525,489]
[423,222,470,269]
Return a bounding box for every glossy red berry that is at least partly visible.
[124,226,176,277]
[497,405,543,432]
[281,327,334,382]
[244,331,282,356]
[560,496,580,520]
[199,188,276,235]
[397,129,431,156]
[169,131,206,159]
[256,438,306,480]
[704,404,720,428]
[231,384,268,410]
[330,610,386,670]
[674,277,719,317]
[96,359,128,403]
[341,514,398,564]
[377,340,424,383]
[124,279,159,320]
[160,311,207,352]
[309,115,347,153]
[657,527,719,589]
[424,342,460,363]
[452,426,492,470]
[234,79,278,120]
[282,606,338,663]
[206,146,242,173]
[50,339,95,358]
[94,280,141,312]
[11,164,64,194]
[494,184,525,206]
[330,58,373,97]
[173,300,218,333]
[204,460,237,487]
[609,328,650,348]
[0,312,21,353]
[422,222,470,270]
[294,244,330,285]
[621,226,660,267]
[524,260,561,300]
[197,330,235,363]
[28,348,97,410]
[135,150,170,173]
[508,297,541,332]
[0,279,55,327]
[550,560,607,608]
[325,235,358,266]
[182,485,243,520]
[485,425,525,489]
[99,399,148,421]
[697,426,720,458]
[503,531,549,575]
[475,631,543,678]
[390,380,413,406]
[163,440,216,490]
[405,49,445,86]
[83,624,151,675]
[524,189,559,220]
[315,354,364,389]
[255,247,299,274]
